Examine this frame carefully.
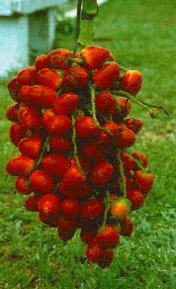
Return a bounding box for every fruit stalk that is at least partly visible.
[116,151,127,197]
[35,135,50,168]
[71,114,82,172]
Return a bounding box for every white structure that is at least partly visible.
[0,0,66,76]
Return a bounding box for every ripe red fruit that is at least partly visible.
[132,152,148,169]
[121,70,142,95]
[57,215,78,232]
[41,154,69,177]
[50,136,72,153]
[37,68,62,90]
[30,170,55,195]
[97,248,114,268]
[42,112,72,136]
[81,199,104,221]
[6,103,19,122]
[35,54,50,70]
[18,66,36,86]
[124,117,143,134]
[96,91,118,115]
[7,76,21,102]
[116,97,132,117]
[120,216,134,236]
[24,195,40,211]
[10,123,26,146]
[116,123,135,148]
[133,170,154,195]
[39,194,61,216]
[61,199,81,219]
[18,137,43,159]
[91,161,114,187]
[6,155,35,176]
[80,46,110,69]
[96,225,120,248]
[110,197,131,220]
[86,239,106,262]
[94,62,120,89]
[81,142,105,164]
[20,107,41,130]
[98,121,119,144]
[39,212,59,227]
[80,229,97,244]
[127,190,144,210]
[48,48,72,69]
[76,116,98,138]
[120,151,135,172]
[63,66,90,89]
[53,92,79,115]
[16,176,33,194]
[19,85,56,108]
[58,229,76,241]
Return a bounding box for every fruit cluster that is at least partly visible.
[6,46,154,268]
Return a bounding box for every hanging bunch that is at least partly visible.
[5,0,168,269]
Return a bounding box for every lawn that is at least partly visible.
[0,0,176,288]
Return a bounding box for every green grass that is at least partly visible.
[1,0,176,288]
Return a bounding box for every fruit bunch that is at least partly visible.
[6,46,154,268]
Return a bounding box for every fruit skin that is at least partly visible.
[39,212,59,227]
[80,229,97,244]
[20,106,41,130]
[58,216,78,241]
[91,161,114,187]
[41,154,69,177]
[116,97,131,118]
[124,117,143,134]
[25,195,40,211]
[96,92,118,115]
[133,170,154,195]
[50,136,72,153]
[18,66,36,86]
[61,199,81,219]
[80,46,110,70]
[76,116,98,138]
[81,142,105,164]
[93,62,120,89]
[35,54,50,70]
[97,121,119,145]
[20,85,56,108]
[39,194,61,216]
[120,150,135,172]
[127,190,144,210]
[18,137,43,159]
[96,225,120,248]
[48,48,72,69]
[115,123,135,148]
[10,123,27,146]
[63,66,90,89]
[81,199,104,221]
[97,248,114,268]
[30,170,55,195]
[86,239,106,262]
[53,92,79,115]
[37,68,62,90]
[121,70,142,95]
[132,152,148,169]
[6,155,35,176]
[16,176,33,195]
[7,76,21,102]
[110,197,131,220]
[6,103,19,122]
[120,216,134,237]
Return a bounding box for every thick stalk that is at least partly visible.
[116,150,127,197]
[71,114,83,172]
[102,191,111,228]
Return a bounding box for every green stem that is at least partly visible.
[102,191,111,228]
[35,135,50,168]
[116,150,127,197]
[71,114,82,172]
[73,0,82,56]
[89,84,101,128]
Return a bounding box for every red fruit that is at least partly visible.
[133,170,154,195]
[57,215,78,232]
[18,137,43,159]
[97,225,120,248]
[41,109,54,127]
[121,70,142,95]
[49,48,72,69]
[16,176,33,194]
[24,195,40,211]
[39,212,59,227]
[20,107,41,130]
[97,248,114,268]
[110,197,131,220]
[63,66,90,89]
[37,68,62,90]
[39,194,61,216]
[120,151,135,172]
[6,155,35,176]
[30,170,54,195]
[61,199,81,219]
[91,161,114,187]
[10,123,26,146]
[35,54,50,70]
[132,152,148,169]
[81,199,104,221]
[96,91,118,115]
[81,142,105,164]
[6,103,19,122]
[116,123,135,148]
[59,165,86,191]
[18,66,36,86]
[53,92,79,115]
[86,239,106,262]
[120,216,134,236]
[80,46,110,70]
[42,113,72,136]
[78,157,92,173]
[127,190,144,210]
[59,181,91,199]
[98,122,119,144]
[41,154,69,177]
[80,229,97,244]
[76,116,98,138]
[19,85,56,108]
[116,97,132,117]
[124,118,143,134]
[58,229,76,241]
[50,136,72,153]
[7,77,20,101]
[94,62,120,89]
